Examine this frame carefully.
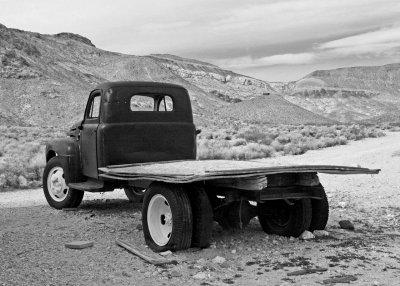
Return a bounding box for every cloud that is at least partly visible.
[214,53,315,70]
[216,23,400,71]
[316,25,400,57]
[1,0,400,59]
[258,53,315,66]
[139,21,192,32]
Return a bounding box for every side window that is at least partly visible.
[130,95,155,111]
[158,96,174,112]
[88,94,101,118]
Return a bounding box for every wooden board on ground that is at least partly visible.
[116,239,178,266]
[65,241,94,249]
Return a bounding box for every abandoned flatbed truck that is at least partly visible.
[43,81,380,251]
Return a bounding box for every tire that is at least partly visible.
[186,186,213,248]
[214,205,234,230]
[43,156,84,209]
[225,200,256,229]
[124,187,146,203]
[309,188,329,231]
[142,182,193,252]
[206,193,232,229]
[258,199,312,237]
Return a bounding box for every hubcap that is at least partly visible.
[147,194,173,246]
[47,166,69,202]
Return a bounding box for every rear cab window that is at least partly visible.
[130,94,174,112]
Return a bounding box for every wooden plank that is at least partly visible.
[207,176,268,191]
[116,239,177,266]
[287,268,328,276]
[65,241,94,249]
[99,160,380,183]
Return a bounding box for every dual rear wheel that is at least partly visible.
[142,182,213,252]
[142,183,329,251]
[257,190,329,237]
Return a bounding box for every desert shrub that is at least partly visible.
[196,124,386,161]
[231,138,247,146]
[237,128,266,143]
[283,143,304,155]
[0,126,65,191]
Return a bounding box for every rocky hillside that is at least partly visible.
[219,93,336,125]
[0,24,280,127]
[3,23,399,127]
[148,54,274,101]
[276,64,400,123]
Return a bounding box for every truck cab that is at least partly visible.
[43,81,197,208]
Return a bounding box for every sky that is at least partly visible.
[1,0,399,81]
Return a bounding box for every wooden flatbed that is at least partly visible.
[99,159,380,183]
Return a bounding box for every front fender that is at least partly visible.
[46,138,79,160]
[45,138,83,183]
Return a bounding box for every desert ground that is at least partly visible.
[1,132,399,286]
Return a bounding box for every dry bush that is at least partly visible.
[197,124,386,160]
[0,126,64,191]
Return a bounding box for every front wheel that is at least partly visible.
[258,199,312,237]
[142,182,193,252]
[43,157,84,209]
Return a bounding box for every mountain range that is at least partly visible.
[0,23,399,127]
[274,64,400,123]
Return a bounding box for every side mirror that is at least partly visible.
[78,125,83,130]
[196,129,202,135]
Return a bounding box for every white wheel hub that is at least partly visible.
[47,166,69,202]
[147,194,173,246]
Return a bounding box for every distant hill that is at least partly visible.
[219,93,336,125]
[2,23,399,127]
[0,24,280,127]
[276,64,400,123]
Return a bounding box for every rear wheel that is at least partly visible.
[142,182,193,252]
[258,199,312,237]
[225,200,257,229]
[186,186,213,248]
[214,200,257,230]
[309,187,329,231]
[124,187,146,203]
[43,157,84,209]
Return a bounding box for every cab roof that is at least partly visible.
[94,81,187,91]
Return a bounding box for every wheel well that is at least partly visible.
[46,150,57,162]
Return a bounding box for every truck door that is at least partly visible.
[80,91,101,178]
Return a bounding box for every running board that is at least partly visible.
[69,179,104,192]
